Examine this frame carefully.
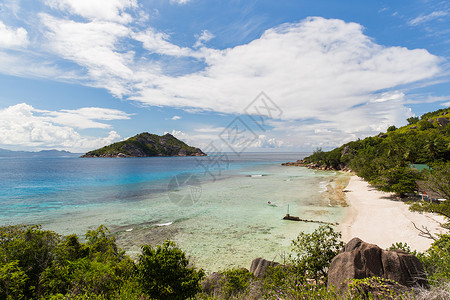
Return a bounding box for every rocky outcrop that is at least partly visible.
[82,132,206,158]
[282,159,352,172]
[436,117,449,126]
[328,238,428,294]
[201,272,223,295]
[250,257,280,278]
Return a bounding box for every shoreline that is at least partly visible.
[339,175,446,252]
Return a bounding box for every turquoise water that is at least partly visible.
[0,153,345,271]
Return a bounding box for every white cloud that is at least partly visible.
[0,21,28,48]
[0,103,128,152]
[171,115,182,120]
[133,29,194,57]
[0,16,444,150]
[40,107,132,129]
[442,101,450,107]
[131,17,441,124]
[170,0,192,5]
[409,10,449,26]
[40,13,133,96]
[252,135,283,148]
[44,0,137,23]
[194,30,214,48]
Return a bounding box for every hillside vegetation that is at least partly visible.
[82,132,206,158]
[303,107,450,196]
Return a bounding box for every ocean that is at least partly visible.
[0,152,346,271]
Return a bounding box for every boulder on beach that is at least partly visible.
[250,257,280,278]
[328,238,428,293]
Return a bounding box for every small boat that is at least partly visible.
[267,201,277,207]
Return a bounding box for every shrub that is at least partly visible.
[219,268,254,298]
[290,225,344,282]
[419,234,450,284]
[136,240,205,300]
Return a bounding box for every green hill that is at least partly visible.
[82,132,206,158]
[302,107,450,196]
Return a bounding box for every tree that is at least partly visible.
[407,117,419,125]
[418,234,450,283]
[409,162,450,228]
[387,125,396,132]
[136,240,205,300]
[290,225,344,282]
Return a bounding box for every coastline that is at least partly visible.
[339,175,446,252]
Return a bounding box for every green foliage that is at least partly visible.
[0,224,137,299]
[347,277,413,300]
[0,260,27,300]
[407,116,419,125]
[373,166,420,196]
[386,242,418,256]
[387,125,396,132]
[419,234,450,283]
[290,225,344,281]
[219,268,254,298]
[136,240,205,300]
[303,107,450,196]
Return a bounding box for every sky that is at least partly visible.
[0,0,449,153]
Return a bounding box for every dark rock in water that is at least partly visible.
[81,132,206,158]
[328,238,428,294]
[250,257,280,278]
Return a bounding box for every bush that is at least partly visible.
[419,234,450,284]
[290,225,344,282]
[136,240,205,300]
[218,268,254,298]
[387,125,397,132]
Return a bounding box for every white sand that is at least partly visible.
[339,175,447,252]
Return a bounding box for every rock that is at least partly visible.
[409,126,417,129]
[201,272,223,295]
[328,238,428,294]
[250,257,280,278]
[436,117,449,126]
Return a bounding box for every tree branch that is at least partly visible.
[411,222,437,241]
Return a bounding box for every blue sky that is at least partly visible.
[0,0,448,152]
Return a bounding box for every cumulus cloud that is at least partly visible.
[0,103,128,152]
[0,21,28,48]
[409,11,449,26]
[252,135,283,148]
[171,115,182,120]
[131,18,440,126]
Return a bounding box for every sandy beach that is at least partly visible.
[339,175,447,252]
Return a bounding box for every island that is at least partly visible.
[81,132,206,158]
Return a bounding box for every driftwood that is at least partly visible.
[412,221,437,241]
